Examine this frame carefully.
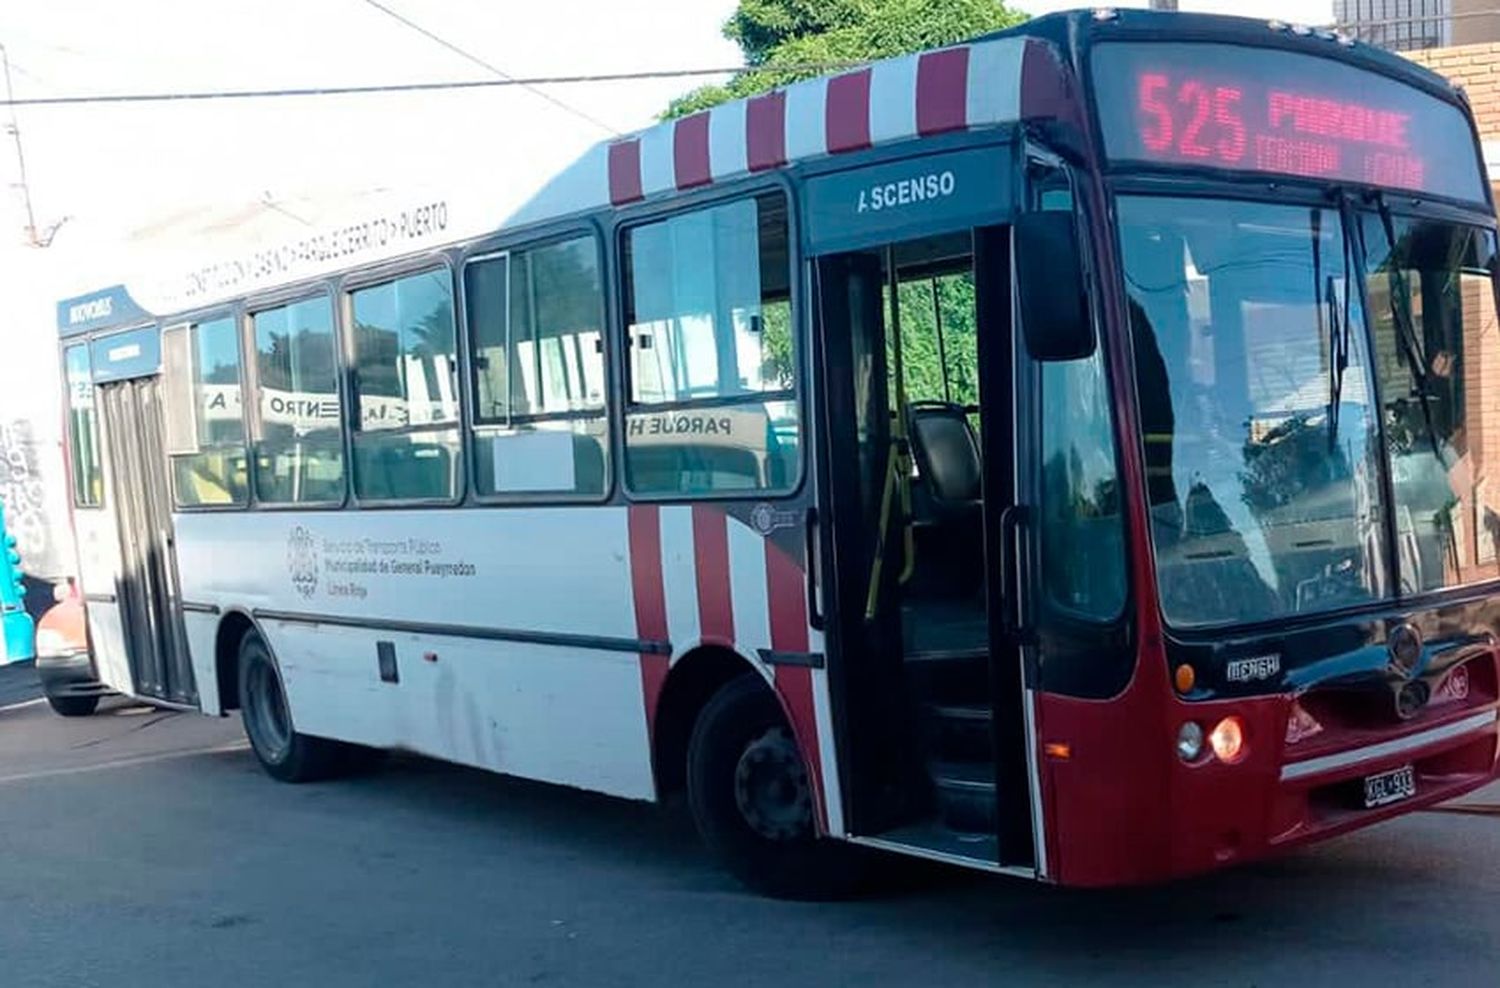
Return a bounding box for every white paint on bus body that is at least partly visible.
[174,507,653,799]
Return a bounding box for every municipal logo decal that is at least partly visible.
[286,525,319,600]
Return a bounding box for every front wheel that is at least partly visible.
[238,631,356,783]
[46,694,99,718]
[686,674,863,899]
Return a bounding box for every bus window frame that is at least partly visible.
[457,225,614,507]
[164,304,251,513]
[337,255,468,510]
[609,175,807,504]
[242,286,350,512]
[1023,149,1133,632]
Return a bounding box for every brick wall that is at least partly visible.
[1406,43,1500,139]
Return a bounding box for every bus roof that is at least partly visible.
[56,9,1470,337]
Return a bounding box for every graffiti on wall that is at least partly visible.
[0,417,67,578]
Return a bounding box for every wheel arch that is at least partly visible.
[651,645,775,798]
[212,608,259,712]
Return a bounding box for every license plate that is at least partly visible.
[1363,765,1416,808]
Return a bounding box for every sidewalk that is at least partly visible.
[0,660,41,708]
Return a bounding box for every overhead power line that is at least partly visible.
[0,63,860,109]
[6,7,1500,112]
[356,0,619,136]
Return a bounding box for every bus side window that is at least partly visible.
[171,315,249,507]
[64,344,104,508]
[620,193,799,497]
[348,268,461,503]
[250,297,346,505]
[1039,347,1125,619]
[464,234,609,498]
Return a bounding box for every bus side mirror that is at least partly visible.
[1015,212,1095,362]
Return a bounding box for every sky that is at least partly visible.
[0,0,1332,413]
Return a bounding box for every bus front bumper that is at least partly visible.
[1164,694,1500,881]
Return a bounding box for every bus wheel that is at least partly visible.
[237,631,347,783]
[46,694,99,718]
[686,674,862,899]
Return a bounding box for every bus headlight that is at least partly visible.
[1209,716,1247,764]
[1176,721,1204,761]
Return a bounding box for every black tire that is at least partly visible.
[46,694,99,718]
[687,674,864,899]
[237,630,356,783]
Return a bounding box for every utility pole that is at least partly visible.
[1,42,64,247]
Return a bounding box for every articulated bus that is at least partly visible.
[44,10,1500,894]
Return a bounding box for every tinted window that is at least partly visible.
[622,194,798,496]
[1039,348,1125,618]
[172,315,249,506]
[1363,216,1500,592]
[465,235,608,497]
[251,297,344,504]
[64,344,103,508]
[350,270,460,501]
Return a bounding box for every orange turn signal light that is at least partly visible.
[1043,741,1072,761]
[1174,663,1196,694]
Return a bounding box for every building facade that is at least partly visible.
[1337,0,1500,51]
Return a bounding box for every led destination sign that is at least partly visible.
[1093,42,1485,202]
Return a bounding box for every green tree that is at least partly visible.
[665,0,1027,119]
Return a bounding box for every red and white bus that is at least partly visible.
[44,10,1500,895]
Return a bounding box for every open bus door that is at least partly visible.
[90,331,197,707]
[806,146,1038,871]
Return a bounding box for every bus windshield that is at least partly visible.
[1123,196,1387,627]
[1122,195,1500,628]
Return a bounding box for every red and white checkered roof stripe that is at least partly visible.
[510,35,1032,226]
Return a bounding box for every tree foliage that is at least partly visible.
[665,0,1027,119]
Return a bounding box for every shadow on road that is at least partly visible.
[284,747,1488,970]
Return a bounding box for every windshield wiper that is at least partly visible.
[1369,192,1443,460]
[1314,206,1353,450]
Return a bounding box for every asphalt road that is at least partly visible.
[1,668,1497,987]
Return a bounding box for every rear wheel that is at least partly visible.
[238,630,355,783]
[687,674,863,899]
[46,694,99,718]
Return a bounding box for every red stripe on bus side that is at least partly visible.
[746,91,787,172]
[608,139,644,205]
[916,47,970,135]
[691,506,734,645]
[673,112,712,190]
[765,540,826,829]
[628,505,669,736]
[825,69,873,153]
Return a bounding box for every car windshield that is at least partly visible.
[1120,196,1389,628]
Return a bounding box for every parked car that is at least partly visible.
[35,582,108,716]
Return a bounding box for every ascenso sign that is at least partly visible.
[805,145,1009,254]
[857,170,958,213]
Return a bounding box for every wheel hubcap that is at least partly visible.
[733,727,812,841]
